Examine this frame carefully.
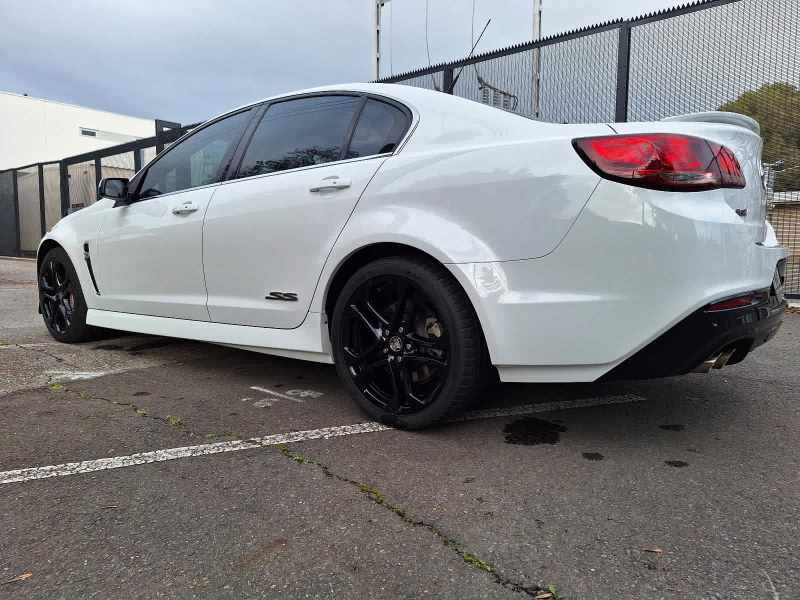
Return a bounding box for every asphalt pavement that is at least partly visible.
[1,257,798,599]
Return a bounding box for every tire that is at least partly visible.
[331,255,486,429]
[38,246,97,343]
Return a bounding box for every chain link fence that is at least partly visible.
[380,0,800,297]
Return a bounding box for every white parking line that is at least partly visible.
[0,394,645,485]
[46,370,114,383]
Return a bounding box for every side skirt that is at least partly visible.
[86,309,332,363]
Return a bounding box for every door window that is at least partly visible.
[346,99,410,158]
[137,110,251,199]
[236,96,360,178]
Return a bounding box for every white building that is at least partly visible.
[0,90,158,170]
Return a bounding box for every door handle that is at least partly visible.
[172,202,199,215]
[309,176,351,192]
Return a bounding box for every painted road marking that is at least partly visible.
[246,386,325,408]
[0,394,644,485]
[46,370,114,383]
[250,386,308,403]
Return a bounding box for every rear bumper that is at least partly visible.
[601,278,786,380]
[446,179,789,383]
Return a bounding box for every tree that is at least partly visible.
[720,82,800,192]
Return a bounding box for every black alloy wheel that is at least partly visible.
[331,256,485,429]
[38,247,95,343]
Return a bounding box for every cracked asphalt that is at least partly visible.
[1,257,799,599]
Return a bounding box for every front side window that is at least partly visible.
[237,96,360,178]
[138,110,251,198]
[346,99,410,159]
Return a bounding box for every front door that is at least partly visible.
[92,109,253,320]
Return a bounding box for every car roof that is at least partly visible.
[208,83,457,124]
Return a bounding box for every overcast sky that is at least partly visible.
[0,0,679,124]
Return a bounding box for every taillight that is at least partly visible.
[572,133,746,192]
[704,291,766,312]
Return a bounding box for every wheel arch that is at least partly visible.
[320,242,494,364]
[37,238,63,274]
[323,243,438,319]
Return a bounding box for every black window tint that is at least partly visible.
[138,110,251,198]
[237,96,360,178]
[346,99,409,159]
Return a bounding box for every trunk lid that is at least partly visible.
[611,112,767,242]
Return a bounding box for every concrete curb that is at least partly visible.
[0,256,36,262]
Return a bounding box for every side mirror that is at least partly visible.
[98,178,130,204]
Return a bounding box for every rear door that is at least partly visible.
[203,94,411,328]
[93,109,252,320]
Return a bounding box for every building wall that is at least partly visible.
[0,91,156,170]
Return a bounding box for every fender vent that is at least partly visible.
[83,242,101,295]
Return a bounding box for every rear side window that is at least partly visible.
[346,99,410,159]
[237,95,360,178]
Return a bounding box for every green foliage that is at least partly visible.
[461,552,494,573]
[720,82,800,192]
[166,415,184,428]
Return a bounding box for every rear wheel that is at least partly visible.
[38,247,96,343]
[331,256,485,429]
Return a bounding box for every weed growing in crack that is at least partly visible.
[462,552,494,572]
[358,484,385,505]
[276,444,310,464]
[533,584,561,599]
[273,443,545,597]
[48,383,64,391]
[166,415,184,428]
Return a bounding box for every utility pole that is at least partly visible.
[532,0,542,118]
[372,0,392,81]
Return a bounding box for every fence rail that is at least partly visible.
[0,123,195,258]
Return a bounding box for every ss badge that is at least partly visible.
[265,291,298,302]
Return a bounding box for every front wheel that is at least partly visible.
[331,256,485,429]
[38,247,97,343]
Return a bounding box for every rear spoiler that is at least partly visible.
[661,111,760,135]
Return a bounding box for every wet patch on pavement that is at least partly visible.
[502,417,566,445]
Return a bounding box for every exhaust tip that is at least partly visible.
[693,356,718,374]
[693,347,738,374]
[712,347,737,370]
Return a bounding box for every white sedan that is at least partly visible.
[37,83,788,428]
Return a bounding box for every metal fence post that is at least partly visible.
[94,158,102,201]
[37,164,46,237]
[11,170,21,257]
[59,161,70,217]
[155,119,181,155]
[134,149,143,173]
[614,22,632,123]
[443,68,454,94]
